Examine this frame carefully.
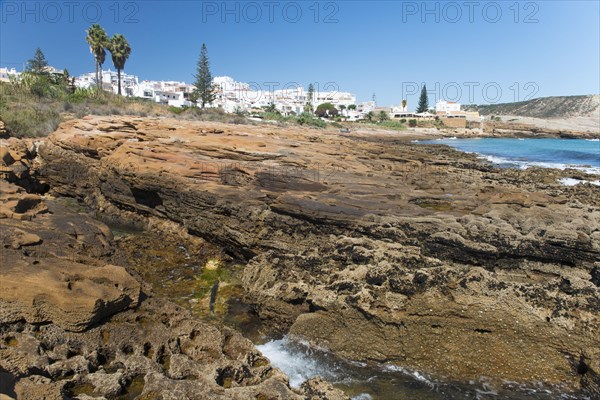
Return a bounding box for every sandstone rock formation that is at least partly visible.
[0,118,7,138]
[0,178,344,399]
[5,115,599,397]
[0,182,136,332]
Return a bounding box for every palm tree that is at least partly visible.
[108,34,132,95]
[366,111,375,122]
[401,99,407,111]
[85,24,109,92]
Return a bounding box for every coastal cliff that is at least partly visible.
[2,115,599,398]
[0,129,347,399]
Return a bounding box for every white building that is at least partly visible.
[392,100,408,113]
[75,69,139,96]
[1,66,65,82]
[313,90,356,108]
[0,67,20,82]
[42,66,64,75]
[343,110,363,121]
[435,100,461,114]
[357,101,375,113]
[72,71,359,114]
[211,76,357,115]
[75,70,196,106]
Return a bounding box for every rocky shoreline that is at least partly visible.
[1,116,599,399]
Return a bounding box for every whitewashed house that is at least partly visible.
[435,100,462,115]
[75,69,139,95]
[70,71,360,113]
[357,101,375,113]
[0,67,20,82]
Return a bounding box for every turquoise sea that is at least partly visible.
[418,138,600,174]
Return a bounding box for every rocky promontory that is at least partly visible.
[0,135,347,399]
[2,115,599,398]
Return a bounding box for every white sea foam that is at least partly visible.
[585,138,599,142]
[560,178,582,186]
[384,364,435,387]
[559,178,600,186]
[258,336,574,398]
[481,155,600,175]
[257,336,438,392]
[351,394,373,400]
[256,337,331,388]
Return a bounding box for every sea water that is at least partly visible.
[418,138,600,175]
[257,336,585,400]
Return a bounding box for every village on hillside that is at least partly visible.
[0,65,480,128]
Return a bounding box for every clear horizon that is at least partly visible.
[1,1,599,107]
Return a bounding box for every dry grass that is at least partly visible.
[0,81,251,138]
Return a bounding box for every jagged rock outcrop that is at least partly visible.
[0,179,344,399]
[0,299,323,400]
[22,116,600,396]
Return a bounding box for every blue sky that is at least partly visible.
[1,0,599,108]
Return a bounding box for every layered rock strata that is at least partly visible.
[10,116,600,396]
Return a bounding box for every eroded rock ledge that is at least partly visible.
[10,116,600,396]
[0,182,344,398]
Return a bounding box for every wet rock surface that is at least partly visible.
[2,116,599,398]
[0,300,312,400]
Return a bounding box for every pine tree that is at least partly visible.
[416,85,429,113]
[305,83,315,113]
[194,44,216,108]
[26,48,48,74]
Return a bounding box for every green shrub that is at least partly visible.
[168,106,186,115]
[408,119,417,128]
[380,120,406,130]
[67,87,97,103]
[261,111,287,122]
[434,118,445,129]
[315,102,338,118]
[297,112,326,128]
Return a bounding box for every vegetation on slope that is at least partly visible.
[463,95,600,118]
